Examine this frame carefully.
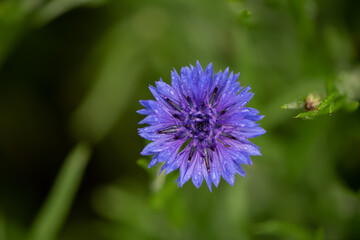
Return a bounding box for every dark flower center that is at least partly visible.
[195,120,209,132]
[181,110,217,142]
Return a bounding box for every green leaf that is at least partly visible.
[294,93,347,119]
[27,143,91,240]
[283,67,360,119]
[317,93,337,111]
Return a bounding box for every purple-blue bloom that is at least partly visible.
[137,61,265,191]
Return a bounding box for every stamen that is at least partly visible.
[196,114,203,119]
[188,146,196,162]
[217,108,227,117]
[209,85,218,106]
[174,131,187,140]
[163,95,182,112]
[172,113,185,121]
[203,148,210,173]
[186,95,194,108]
[217,138,231,148]
[221,132,237,140]
[201,102,205,111]
[157,125,178,134]
[207,139,216,151]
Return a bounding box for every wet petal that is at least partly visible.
[191,156,204,188]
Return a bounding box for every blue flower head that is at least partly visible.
[138,61,265,191]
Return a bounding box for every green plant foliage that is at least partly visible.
[281,68,359,119]
[27,143,91,240]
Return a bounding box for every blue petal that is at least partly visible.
[164,143,186,174]
[171,69,185,101]
[219,107,260,122]
[220,73,241,101]
[178,150,190,187]
[197,75,208,102]
[234,152,253,165]
[181,154,197,187]
[232,126,266,138]
[222,144,253,165]
[216,67,229,95]
[149,140,183,169]
[217,145,237,183]
[245,115,265,121]
[138,124,175,141]
[141,138,174,155]
[155,80,181,103]
[164,156,182,174]
[225,161,237,180]
[233,161,246,177]
[220,85,253,110]
[148,85,177,113]
[190,64,204,105]
[210,67,232,107]
[210,151,222,187]
[150,146,181,170]
[216,145,238,185]
[136,109,151,115]
[202,166,212,192]
[218,71,234,104]
[191,157,204,188]
[220,144,249,177]
[219,118,258,128]
[148,85,162,102]
[236,91,254,107]
[179,67,196,104]
[220,67,230,89]
[195,61,204,74]
[205,63,213,83]
[138,114,174,125]
[196,62,210,103]
[148,153,160,168]
[139,99,169,117]
[230,140,262,156]
[239,107,260,115]
[212,71,222,90]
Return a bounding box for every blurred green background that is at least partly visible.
[0,0,360,239]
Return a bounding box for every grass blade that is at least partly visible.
[28,142,91,240]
